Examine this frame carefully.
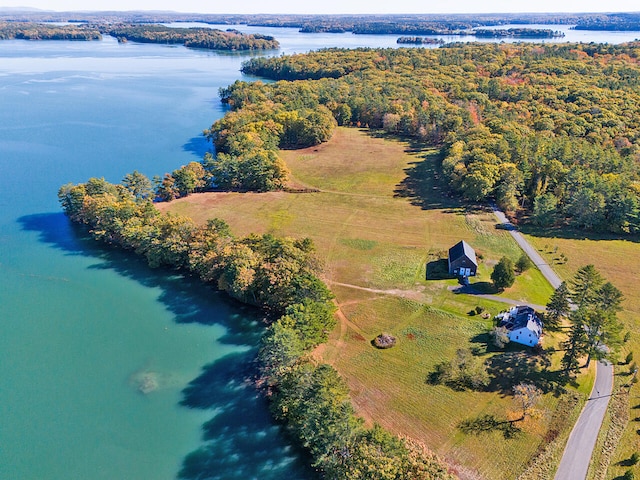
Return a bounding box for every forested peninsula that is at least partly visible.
[0,21,101,40]
[0,22,279,50]
[101,24,278,50]
[574,12,640,31]
[397,36,445,45]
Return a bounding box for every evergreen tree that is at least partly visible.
[596,281,624,316]
[122,170,154,200]
[578,307,623,368]
[563,265,624,370]
[570,264,604,309]
[532,192,558,227]
[561,321,586,373]
[545,281,570,330]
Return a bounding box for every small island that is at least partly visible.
[397,36,445,45]
[472,28,565,38]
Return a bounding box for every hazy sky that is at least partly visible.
[2,0,639,14]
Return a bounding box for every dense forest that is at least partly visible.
[57,177,454,479]
[99,24,279,50]
[574,12,640,31]
[0,21,278,50]
[214,43,640,235]
[0,21,101,40]
[0,12,584,27]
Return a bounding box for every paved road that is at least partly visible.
[491,206,562,289]
[554,361,614,480]
[491,205,615,479]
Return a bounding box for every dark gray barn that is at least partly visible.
[448,240,478,278]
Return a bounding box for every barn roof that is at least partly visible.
[448,240,478,266]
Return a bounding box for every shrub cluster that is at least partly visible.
[430,349,490,391]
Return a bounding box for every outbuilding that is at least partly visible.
[448,240,478,278]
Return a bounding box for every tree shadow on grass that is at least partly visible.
[468,329,573,395]
[426,258,452,280]
[449,283,501,298]
[485,351,568,397]
[458,414,522,439]
[470,332,500,354]
[615,456,639,467]
[518,223,640,244]
[18,212,317,480]
[393,150,463,211]
[466,281,499,295]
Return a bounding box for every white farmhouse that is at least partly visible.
[495,305,543,347]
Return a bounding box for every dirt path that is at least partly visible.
[318,300,368,365]
[326,280,425,300]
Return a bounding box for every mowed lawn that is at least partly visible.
[160,127,585,479]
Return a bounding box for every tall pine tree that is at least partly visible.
[563,265,624,371]
[546,281,570,330]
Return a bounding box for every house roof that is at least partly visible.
[498,305,543,337]
[448,240,478,266]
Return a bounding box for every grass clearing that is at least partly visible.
[160,127,589,478]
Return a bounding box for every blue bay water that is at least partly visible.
[0,36,310,480]
[1,25,639,480]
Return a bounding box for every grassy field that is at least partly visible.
[160,127,592,479]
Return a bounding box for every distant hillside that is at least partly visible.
[0,11,638,30]
[0,7,45,11]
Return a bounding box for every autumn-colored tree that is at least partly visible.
[513,383,541,421]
